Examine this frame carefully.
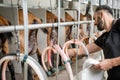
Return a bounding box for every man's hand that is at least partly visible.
[94,59,113,71]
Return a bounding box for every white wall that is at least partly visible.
[3,0,57,8]
[3,0,17,4]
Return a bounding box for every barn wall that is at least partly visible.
[3,0,57,8]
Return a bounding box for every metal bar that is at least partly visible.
[75,0,81,79]
[90,0,94,36]
[0,21,94,33]
[116,9,117,19]
[56,0,61,80]
[77,0,80,39]
[58,0,61,44]
[99,0,101,5]
[22,0,29,80]
[119,9,120,18]
[112,9,114,18]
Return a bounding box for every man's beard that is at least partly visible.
[97,18,104,31]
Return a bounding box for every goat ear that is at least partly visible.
[54,19,58,22]
[40,19,43,23]
[54,18,64,22]
[8,21,12,25]
[60,19,64,22]
[32,19,39,24]
[41,28,49,34]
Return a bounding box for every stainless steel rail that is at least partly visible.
[0,20,94,33]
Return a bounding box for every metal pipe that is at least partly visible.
[75,0,81,80]
[77,0,80,39]
[56,0,61,79]
[65,0,72,1]
[22,0,29,80]
[0,21,94,33]
[90,0,94,37]
[116,9,117,19]
[99,0,101,5]
[119,9,120,18]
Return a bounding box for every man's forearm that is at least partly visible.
[86,43,102,54]
[111,56,120,67]
[68,43,102,57]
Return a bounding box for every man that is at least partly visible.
[68,5,120,80]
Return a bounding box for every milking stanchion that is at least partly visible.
[0,1,103,80]
[0,0,48,80]
[56,0,74,80]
